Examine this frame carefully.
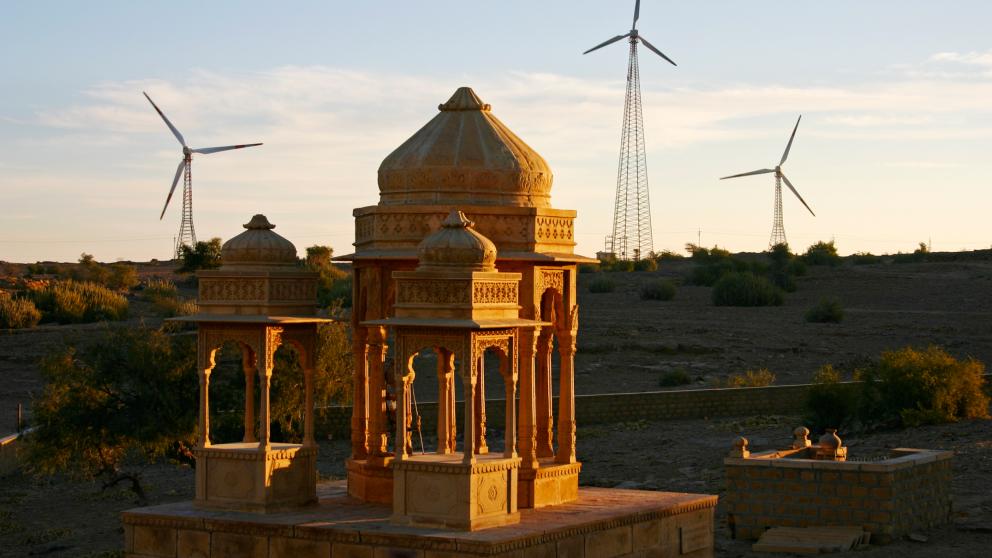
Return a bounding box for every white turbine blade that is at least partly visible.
[638,35,677,66]
[143,92,186,147]
[720,168,775,180]
[583,33,630,55]
[780,115,802,165]
[633,0,641,28]
[192,143,263,155]
[160,159,185,220]
[781,173,816,217]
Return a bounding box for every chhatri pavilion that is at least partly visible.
[122,86,717,558]
[340,86,597,511]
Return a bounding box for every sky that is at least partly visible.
[2,0,991,262]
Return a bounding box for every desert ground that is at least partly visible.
[1,256,991,556]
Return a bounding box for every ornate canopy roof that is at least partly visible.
[220,214,298,271]
[417,210,497,272]
[377,87,553,208]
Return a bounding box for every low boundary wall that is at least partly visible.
[315,383,827,440]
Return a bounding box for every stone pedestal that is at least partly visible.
[195,442,316,512]
[392,454,521,530]
[518,460,582,509]
[345,457,393,504]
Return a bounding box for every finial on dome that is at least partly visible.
[244,214,276,230]
[438,87,492,112]
[442,210,475,229]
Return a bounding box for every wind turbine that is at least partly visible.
[583,0,676,261]
[721,116,816,249]
[143,91,262,258]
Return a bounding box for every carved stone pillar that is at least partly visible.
[474,354,489,455]
[501,353,518,459]
[436,348,456,454]
[535,328,555,458]
[367,326,390,461]
[304,366,315,447]
[395,370,412,461]
[517,328,539,470]
[555,335,577,465]
[463,367,476,465]
[351,325,369,459]
[198,367,212,449]
[241,351,257,443]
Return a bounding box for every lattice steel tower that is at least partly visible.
[176,157,197,257]
[584,0,676,261]
[770,175,786,247]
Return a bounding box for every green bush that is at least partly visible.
[306,245,352,308]
[659,368,692,387]
[587,277,616,293]
[652,250,684,261]
[177,238,223,272]
[0,294,42,329]
[859,346,989,427]
[578,263,600,273]
[805,297,844,323]
[633,259,658,272]
[31,280,129,323]
[640,279,676,301]
[804,365,860,432]
[711,272,783,307]
[802,240,842,267]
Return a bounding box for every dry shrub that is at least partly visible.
[640,279,676,301]
[30,280,128,323]
[860,346,989,427]
[805,297,844,323]
[0,293,42,329]
[804,365,860,432]
[718,368,776,388]
[587,277,616,293]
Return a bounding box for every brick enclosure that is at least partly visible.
[724,448,952,543]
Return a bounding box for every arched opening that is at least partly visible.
[537,288,565,458]
[206,340,255,445]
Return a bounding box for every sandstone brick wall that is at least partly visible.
[724,449,953,544]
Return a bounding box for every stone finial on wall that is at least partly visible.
[815,428,847,461]
[792,426,811,449]
[730,436,750,458]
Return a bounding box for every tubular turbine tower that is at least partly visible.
[584,0,676,261]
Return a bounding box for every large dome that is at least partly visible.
[377,87,553,208]
[220,214,298,270]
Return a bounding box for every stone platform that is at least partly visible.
[122,481,717,558]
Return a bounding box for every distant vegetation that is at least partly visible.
[639,279,676,301]
[588,276,616,293]
[804,346,990,432]
[177,238,223,273]
[26,253,139,290]
[805,297,844,323]
[29,280,128,324]
[306,245,352,308]
[801,240,842,267]
[659,368,692,387]
[712,272,783,307]
[141,278,197,318]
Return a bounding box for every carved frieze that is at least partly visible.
[472,281,517,305]
[397,280,470,305]
[200,278,266,301]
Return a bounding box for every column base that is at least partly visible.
[347,458,394,504]
[517,459,582,509]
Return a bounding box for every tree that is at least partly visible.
[24,327,197,504]
[177,238,223,273]
[305,244,351,308]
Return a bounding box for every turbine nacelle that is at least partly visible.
[581,0,676,66]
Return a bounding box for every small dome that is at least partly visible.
[377,87,553,208]
[221,214,298,270]
[417,210,497,272]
